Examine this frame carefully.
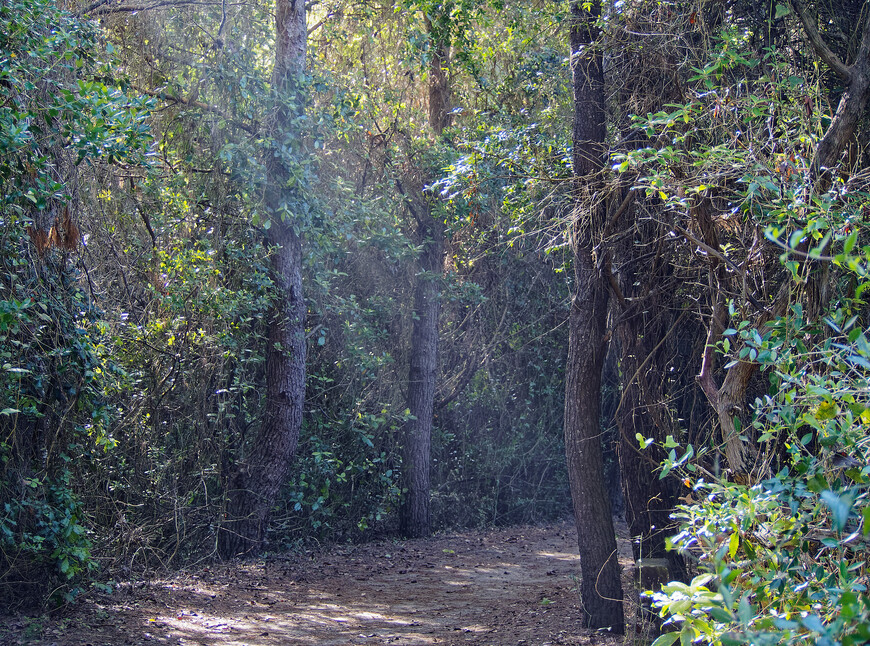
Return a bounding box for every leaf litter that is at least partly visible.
[3,520,639,646]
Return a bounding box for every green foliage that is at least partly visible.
[0,0,152,216]
[650,473,870,645]
[271,403,406,542]
[625,24,870,646]
[0,0,154,605]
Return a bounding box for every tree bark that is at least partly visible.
[219,0,307,558]
[564,0,625,632]
[400,212,442,538]
[427,29,452,136]
[616,312,686,577]
[399,30,449,539]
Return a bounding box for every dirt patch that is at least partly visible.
[2,520,643,646]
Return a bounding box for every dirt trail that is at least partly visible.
[3,521,637,646]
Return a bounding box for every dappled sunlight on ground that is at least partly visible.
[8,521,637,646]
[534,550,583,562]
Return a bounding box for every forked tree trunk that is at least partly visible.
[219,0,307,558]
[563,0,625,632]
[399,31,450,539]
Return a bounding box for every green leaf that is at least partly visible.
[789,229,805,248]
[728,531,739,559]
[802,614,825,633]
[775,4,791,19]
[821,489,854,533]
[844,230,859,254]
[650,633,679,646]
[841,591,859,620]
[737,594,753,625]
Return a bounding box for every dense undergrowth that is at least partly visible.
[2,3,870,644]
[0,0,571,608]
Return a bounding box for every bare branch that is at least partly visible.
[217,0,227,40]
[789,0,852,81]
[81,0,224,17]
[602,186,635,238]
[672,223,768,313]
[695,300,723,408]
[134,201,157,248]
[131,84,256,135]
[78,0,115,14]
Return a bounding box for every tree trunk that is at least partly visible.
[399,31,449,539]
[219,0,307,558]
[400,216,442,538]
[563,0,625,632]
[615,313,686,578]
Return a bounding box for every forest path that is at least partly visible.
[6,520,636,646]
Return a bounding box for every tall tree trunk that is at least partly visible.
[399,31,449,539]
[564,0,625,632]
[400,213,442,538]
[219,0,307,558]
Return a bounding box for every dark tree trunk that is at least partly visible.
[427,31,452,136]
[791,0,870,180]
[565,261,625,631]
[400,216,442,538]
[398,31,449,539]
[615,312,686,579]
[219,0,307,558]
[563,0,625,632]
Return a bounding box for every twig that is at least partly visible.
[672,223,768,313]
[603,186,635,238]
[135,201,157,248]
[216,0,227,40]
[82,0,225,16]
[131,84,256,135]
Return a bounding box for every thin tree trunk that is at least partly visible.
[399,31,449,539]
[400,217,442,538]
[564,0,625,632]
[219,0,307,558]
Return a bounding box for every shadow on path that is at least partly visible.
[6,521,635,646]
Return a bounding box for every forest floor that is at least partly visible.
[2,520,649,646]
